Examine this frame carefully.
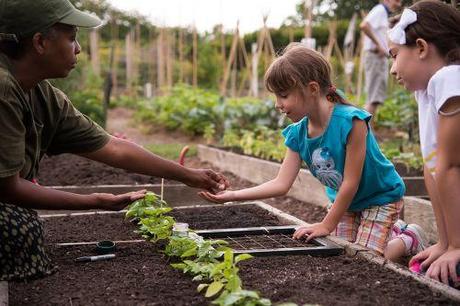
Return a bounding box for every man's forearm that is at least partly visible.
[0,177,95,210]
[82,137,191,182]
[361,23,383,50]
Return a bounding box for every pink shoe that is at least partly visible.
[401,224,428,256]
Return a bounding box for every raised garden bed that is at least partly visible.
[9,203,459,305]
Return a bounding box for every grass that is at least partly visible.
[144,143,197,161]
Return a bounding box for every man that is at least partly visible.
[360,0,401,117]
[0,0,228,281]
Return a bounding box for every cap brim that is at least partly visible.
[60,8,102,28]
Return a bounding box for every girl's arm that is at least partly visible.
[408,166,449,269]
[294,119,367,240]
[436,96,460,248]
[423,96,460,284]
[199,148,302,203]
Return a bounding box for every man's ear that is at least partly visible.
[415,38,429,60]
[31,32,47,55]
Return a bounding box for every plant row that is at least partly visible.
[126,193,279,306]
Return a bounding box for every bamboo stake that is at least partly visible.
[303,0,317,39]
[356,35,365,104]
[125,30,134,94]
[111,20,119,98]
[166,29,174,93]
[192,26,198,88]
[356,10,367,104]
[324,21,337,61]
[237,36,251,96]
[178,28,184,83]
[89,29,100,76]
[220,22,239,96]
[251,43,259,97]
[220,25,226,80]
[157,28,165,93]
[134,22,141,92]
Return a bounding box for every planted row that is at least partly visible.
[125,193,280,306]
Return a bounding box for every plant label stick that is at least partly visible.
[160,178,164,201]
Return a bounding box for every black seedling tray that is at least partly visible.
[195,225,343,257]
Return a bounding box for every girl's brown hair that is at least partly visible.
[264,43,348,104]
[390,0,460,64]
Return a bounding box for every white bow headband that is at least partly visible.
[388,8,417,45]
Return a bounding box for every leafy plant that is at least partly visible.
[212,289,272,306]
[126,192,173,242]
[223,127,286,162]
[376,90,419,143]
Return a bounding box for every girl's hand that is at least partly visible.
[409,242,447,271]
[292,222,332,242]
[198,190,237,203]
[425,247,460,285]
[91,189,147,211]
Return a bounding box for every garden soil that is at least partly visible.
[10,204,457,305]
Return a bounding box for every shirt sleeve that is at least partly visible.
[340,108,372,146]
[364,5,386,29]
[282,124,299,153]
[47,88,110,155]
[430,66,460,113]
[0,92,25,177]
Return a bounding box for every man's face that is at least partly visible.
[41,24,81,78]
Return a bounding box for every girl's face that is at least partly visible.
[389,40,438,92]
[275,90,307,122]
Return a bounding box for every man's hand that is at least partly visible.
[376,45,388,58]
[90,189,147,211]
[183,168,230,193]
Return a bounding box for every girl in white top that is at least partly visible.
[388,0,460,285]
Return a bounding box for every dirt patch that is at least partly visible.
[171,205,288,230]
[42,205,290,244]
[239,255,451,306]
[37,154,170,186]
[9,243,208,306]
[11,205,456,306]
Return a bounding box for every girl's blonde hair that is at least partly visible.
[264,43,348,104]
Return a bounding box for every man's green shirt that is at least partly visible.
[0,53,109,180]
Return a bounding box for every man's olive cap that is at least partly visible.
[0,0,102,42]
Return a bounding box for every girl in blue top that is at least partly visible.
[201,43,424,261]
